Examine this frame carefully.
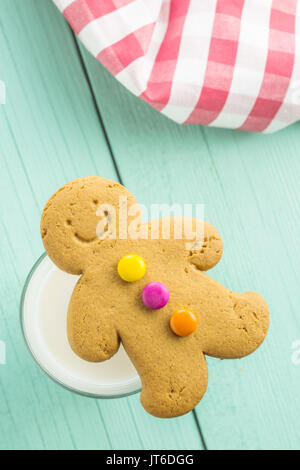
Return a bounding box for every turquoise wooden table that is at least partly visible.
[0,0,300,450]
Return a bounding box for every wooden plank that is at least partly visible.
[0,0,202,450]
[0,0,115,451]
[78,43,300,450]
[100,397,203,450]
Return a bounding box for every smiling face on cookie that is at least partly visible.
[41,177,141,274]
[41,177,269,418]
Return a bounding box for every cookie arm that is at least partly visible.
[145,217,223,271]
[185,220,223,271]
[203,291,269,359]
[67,278,120,362]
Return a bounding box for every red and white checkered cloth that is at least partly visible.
[54,0,300,133]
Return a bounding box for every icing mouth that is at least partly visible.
[74,233,98,244]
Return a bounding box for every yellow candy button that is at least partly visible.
[118,255,146,282]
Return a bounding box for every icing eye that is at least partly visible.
[142,282,169,310]
[170,309,198,336]
[118,255,146,282]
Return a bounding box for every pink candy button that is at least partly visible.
[142,282,170,310]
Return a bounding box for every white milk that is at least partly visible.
[21,255,141,397]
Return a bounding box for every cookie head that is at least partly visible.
[41,177,141,274]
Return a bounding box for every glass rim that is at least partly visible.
[20,252,141,400]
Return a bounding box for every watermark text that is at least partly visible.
[95,198,205,250]
[291,340,300,365]
[291,80,300,106]
[0,340,6,365]
[0,80,6,105]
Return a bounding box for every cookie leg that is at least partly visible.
[134,349,208,418]
[204,292,269,359]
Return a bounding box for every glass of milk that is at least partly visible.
[21,254,141,398]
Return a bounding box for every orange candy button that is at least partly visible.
[170,309,198,337]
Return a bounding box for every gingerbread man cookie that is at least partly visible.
[41,177,269,418]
